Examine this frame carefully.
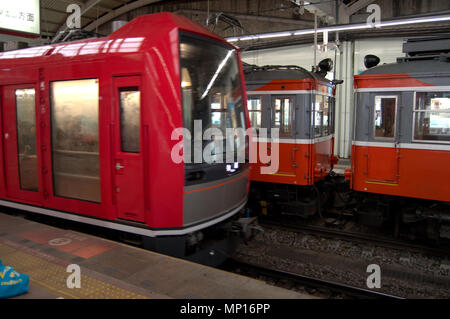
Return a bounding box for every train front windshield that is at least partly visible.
[179,33,246,165]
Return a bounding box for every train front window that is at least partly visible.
[374,96,397,139]
[414,92,450,142]
[180,34,246,164]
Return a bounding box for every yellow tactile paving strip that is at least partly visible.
[0,243,149,299]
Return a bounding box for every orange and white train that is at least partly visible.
[346,37,450,238]
[244,63,339,217]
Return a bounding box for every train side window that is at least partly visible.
[274,98,281,128]
[283,98,292,135]
[15,88,39,192]
[374,96,397,139]
[414,92,450,142]
[274,98,292,136]
[323,96,330,136]
[247,97,261,128]
[211,93,227,129]
[119,87,141,153]
[314,95,324,138]
[50,79,100,203]
[329,97,335,135]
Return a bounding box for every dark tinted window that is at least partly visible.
[180,34,246,164]
[374,96,397,139]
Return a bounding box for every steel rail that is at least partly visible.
[260,218,450,257]
[230,259,404,299]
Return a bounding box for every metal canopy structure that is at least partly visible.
[37,0,450,48]
[41,0,163,37]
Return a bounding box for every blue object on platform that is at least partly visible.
[0,259,29,298]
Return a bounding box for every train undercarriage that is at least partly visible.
[248,175,450,243]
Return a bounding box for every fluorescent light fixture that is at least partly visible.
[227,14,450,42]
[293,29,316,36]
[380,15,450,27]
[258,31,293,39]
[325,24,371,32]
[239,35,259,41]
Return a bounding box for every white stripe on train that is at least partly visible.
[0,199,247,237]
[353,141,450,151]
[247,90,333,96]
[354,86,450,93]
[252,135,334,144]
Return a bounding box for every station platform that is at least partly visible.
[0,212,310,299]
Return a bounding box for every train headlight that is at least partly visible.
[226,162,239,173]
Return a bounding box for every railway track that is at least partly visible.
[259,217,450,257]
[229,215,450,298]
[226,259,403,299]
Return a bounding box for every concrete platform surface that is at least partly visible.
[0,212,310,299]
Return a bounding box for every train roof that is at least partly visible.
[0,12,229,67]
[360,58,450,76]
[359,35,450,78]
[244,64,332,85]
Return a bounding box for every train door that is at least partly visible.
[112,76,146,222]
[272,96,297,177]
[367,94,400,184]
[1,85,42,203]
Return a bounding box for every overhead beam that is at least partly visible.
[43,6,97,20]
[231,13,450,51]
[339,0,375,24]
[84,0,164,32]
[177,9,314,27]
[302,0,337,24]
[52,0,105,40]
[41,20,62,26]
[53,0,111,12]
[346,0,376,15]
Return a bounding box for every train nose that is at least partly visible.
[183,167,250,227]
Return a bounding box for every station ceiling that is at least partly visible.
[40,0,450,49]
[41,0,132,37]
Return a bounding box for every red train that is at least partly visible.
[0,13,251,263]
[245,37,449,241]
[346,37,450,239]
[244,62,339,217]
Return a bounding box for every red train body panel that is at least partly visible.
[351,145,450,203]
